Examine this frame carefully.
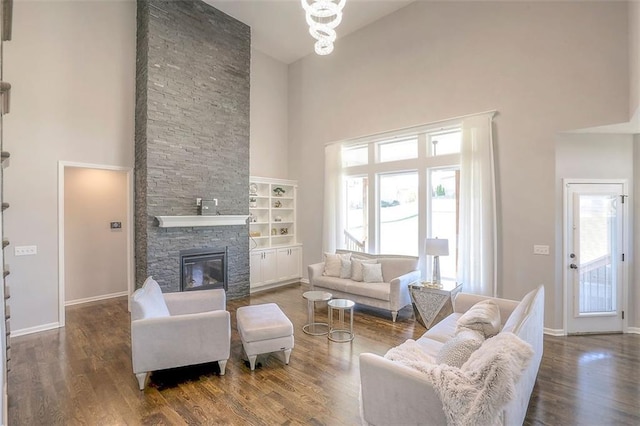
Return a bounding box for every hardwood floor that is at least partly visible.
[8,284,640,425]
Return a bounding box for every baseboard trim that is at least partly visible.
[250,280,300,294]
[65,291,129,307]
[544,327,565,336]
[300,278,309,285]
[627,327,640,334]
[11,322,60,338]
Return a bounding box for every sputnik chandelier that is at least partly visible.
[301,0,346,55]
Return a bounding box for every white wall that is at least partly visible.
[4,1,136,333]
[288,1,630,330]
[64,168,128,303]
[250,48,289,178]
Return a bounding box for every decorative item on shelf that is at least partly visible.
[274,216,282,222]
[273,187,286,197]
[250,231,261,238]
[271,228,277,236]
[249,197,257,208]
[249,183,258,196]
[280,228,289,235]
[273,200,282,208]
[248,212,257,223]
[425,238,449,285]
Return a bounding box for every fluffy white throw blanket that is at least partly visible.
[385,333,533,426]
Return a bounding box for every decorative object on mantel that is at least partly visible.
[155,215,249,228]
[273,187,286,197]
[273,200,282,208]
[301,0,346,56]
[250,231,261,238]
[425,238,449,285]
[249,197,257,208]
[271,228,277,236]
[280,228,288,235]
[274,216,282,222]
[249,183,258,196]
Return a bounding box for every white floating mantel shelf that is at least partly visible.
[156,215,249,228]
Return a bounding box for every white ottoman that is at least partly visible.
[236,303,294,371]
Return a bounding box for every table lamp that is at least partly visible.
[425,238,449,285]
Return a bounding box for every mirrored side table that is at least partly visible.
[302,290,332,335]
[409,281,462,329]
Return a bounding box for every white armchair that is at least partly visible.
[130,277,231,390]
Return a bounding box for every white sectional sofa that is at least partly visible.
[308,250,420,322]
[360,285,545,425]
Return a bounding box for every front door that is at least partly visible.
[564,180,627,334]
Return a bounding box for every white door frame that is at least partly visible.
[562,178,628,335]
[58,161,134,327]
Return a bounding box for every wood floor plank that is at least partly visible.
[7,284,640,425]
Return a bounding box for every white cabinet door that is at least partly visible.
[250,251,263,286]
[276,247,302,281]
[262,249,278,283]
[250,249,278,287]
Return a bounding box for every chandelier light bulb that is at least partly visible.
[301,0,346,56]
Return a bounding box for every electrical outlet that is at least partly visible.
[533,245,550,255]
[15,245,37,256]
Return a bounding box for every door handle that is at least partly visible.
[569,263,578,269]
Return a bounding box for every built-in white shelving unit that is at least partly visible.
[249,177,302,292]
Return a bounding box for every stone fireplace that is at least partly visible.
[134,0,251,299]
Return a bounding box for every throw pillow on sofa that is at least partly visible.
[456,299,501,337]
[362,263,384,283]
[340,258,352,278]
[435,329,485,368]
[323,252,351,277]
[351,259,378,282]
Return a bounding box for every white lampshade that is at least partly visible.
[425,238,449,256]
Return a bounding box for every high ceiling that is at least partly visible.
[204,0,414,64]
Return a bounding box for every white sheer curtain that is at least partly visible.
[458,112,497,296]
[322,143,343,253]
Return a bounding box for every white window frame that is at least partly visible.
[340,121,461,278]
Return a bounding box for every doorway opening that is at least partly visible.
[58,162,134,327]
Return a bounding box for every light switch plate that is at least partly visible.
[533,245,550,255]
[15,245,37,256]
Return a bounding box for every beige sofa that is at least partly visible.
[360,285,544,425]
[308,250,420,322]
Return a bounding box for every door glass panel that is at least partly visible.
[578,194,617,314]
[379,172,418,255]
[345,176,368,251]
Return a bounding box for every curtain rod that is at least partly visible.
[325,109,498,147]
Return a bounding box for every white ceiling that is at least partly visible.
[204,0,414,64]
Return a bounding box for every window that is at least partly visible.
[429,129,461,156]
[345,176,368,251]
[339,124,462,279]
[329,111,496,294]
[379,172,418,255]
[378,137,418,163]
[429,169,459,281]
[342,145,368,167]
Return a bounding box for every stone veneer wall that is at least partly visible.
[135,0,251,298]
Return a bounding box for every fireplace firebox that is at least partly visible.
[180,247,228,292]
